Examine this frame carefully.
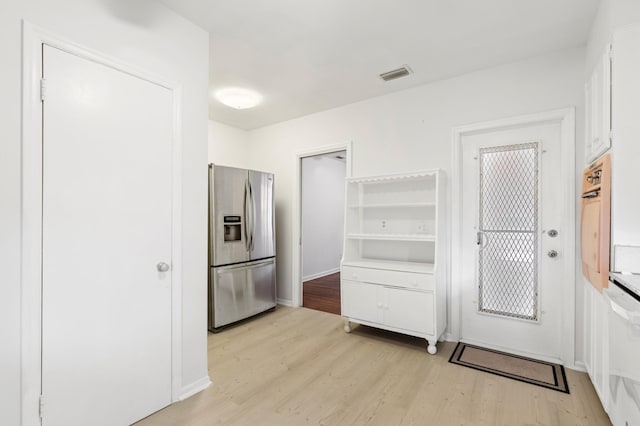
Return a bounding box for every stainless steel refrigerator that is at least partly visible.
[208,164,276,331]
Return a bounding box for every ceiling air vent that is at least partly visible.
[379,65,413,82]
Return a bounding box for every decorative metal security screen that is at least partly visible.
[478,142,539,321]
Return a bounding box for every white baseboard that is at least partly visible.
[571,361,587,372]
[303,267,340,282]
[443,332,459,342]
[277,298,295,307]
[179,376,211,401]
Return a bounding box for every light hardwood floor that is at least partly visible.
[137,306,610,426]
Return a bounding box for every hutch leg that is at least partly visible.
[343,319,352,333]
[427,340,437,355]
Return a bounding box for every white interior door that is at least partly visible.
[460,122,565,361]
[41,45,173,425]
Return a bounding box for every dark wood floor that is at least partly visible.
[302,272,340,315]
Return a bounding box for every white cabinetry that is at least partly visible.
[585,45,612,165]
[340,170,446,354]
[583,280,610,412]
[581,24,640,422]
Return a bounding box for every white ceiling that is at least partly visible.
[158,0,600,130]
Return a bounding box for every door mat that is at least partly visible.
[448,342,569,394]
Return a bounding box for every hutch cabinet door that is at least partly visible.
[383,287,434,335]
[342,280,383,324]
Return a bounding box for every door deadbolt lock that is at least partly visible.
[547,229,558,238]
[547,250,558,259]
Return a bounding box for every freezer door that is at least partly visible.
[248,170,275,260]
[209,258,276,330]
[210,165,250,266]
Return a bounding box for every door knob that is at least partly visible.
[157,262,170,272]
[547,250,558,259]
[547,229,558,237]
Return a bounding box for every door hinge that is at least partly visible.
[39,395,44,418]
[609,130,614,144]
[40,78,47,102]
[40,78,46,102]
[607,43,613,61]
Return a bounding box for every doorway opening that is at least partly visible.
[301,151,346,314]
[292,142,352,309]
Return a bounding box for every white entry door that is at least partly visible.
[41,45,173,425]
[460,122,565,361]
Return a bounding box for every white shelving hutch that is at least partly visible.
[340,169,447,354]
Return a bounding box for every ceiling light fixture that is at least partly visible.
[214,87,262,109]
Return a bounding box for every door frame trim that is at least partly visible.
[291,142,353,307]
[450,108,576,367]
[21,21,185,425]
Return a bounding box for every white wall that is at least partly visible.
[246,46,586,357]
[302,154,346,281]
[0,1,209,424]
[586,0,640,72]
[208,120,250,168]
[587,0,615,72]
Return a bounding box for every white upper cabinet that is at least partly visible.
[585,45,613,165]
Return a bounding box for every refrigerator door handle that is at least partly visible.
[208,165,215,256]
[249,180,256,251]
[249,180,254,251]
[244,179,251,252]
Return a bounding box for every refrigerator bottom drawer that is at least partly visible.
[210,258,276,330]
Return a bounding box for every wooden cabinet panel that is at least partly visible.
[581,200,602,273]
